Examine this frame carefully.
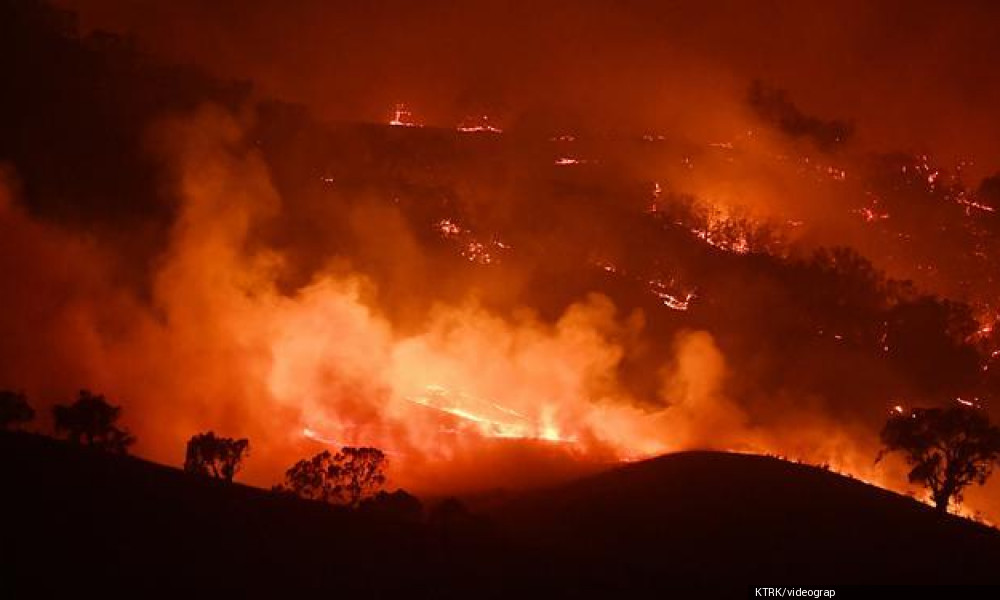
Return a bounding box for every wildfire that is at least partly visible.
[434,218,462,238]
[593,259,619,274]
[405,385,576,443]
[12,87,1000,526]
[648,279,697,311]
[958,197,996,214]
[389,103,421,127]
[457,115,503,134]
[853,193,890,222]
[854,206,890,222]
[302,427,341,446]
[462,241,492,264]
[689,225,751,255]
[433,217,509,264]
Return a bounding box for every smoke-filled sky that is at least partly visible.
[58,0,1000,176]
[4,0,1000,522]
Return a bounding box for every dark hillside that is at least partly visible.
[0,432,499,596]
[491,451,1000,591]
[4,433,1000,596]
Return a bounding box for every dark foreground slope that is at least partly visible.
[492,451,1000,590]
[0,432,501,597]
[3,433,1000,597]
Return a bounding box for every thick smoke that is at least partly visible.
[0,109,742,491]
[6,1,1000,522]
[747,81,853,150]
[0,106,929,503]
[45,1,1000,302]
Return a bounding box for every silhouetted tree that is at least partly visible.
[795,247,891,346]
[52,390,134,453]
[279,450,343,503]
[184,431,249,482]
[878,406,1000,513]
[338,446,387,506]
[0,390,34,430]
[885,298,981,398]
[278,446,387,506]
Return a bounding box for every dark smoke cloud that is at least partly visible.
[747,81,853,150]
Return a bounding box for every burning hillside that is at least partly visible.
[3,0,1000,528]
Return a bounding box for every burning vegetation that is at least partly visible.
[5,0,1000,530]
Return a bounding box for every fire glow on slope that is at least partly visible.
[457,115,503,134]
[404,385,573,443]
[2,108,995,522]
[0,108,774,492]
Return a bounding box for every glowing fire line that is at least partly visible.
[406,385,575,443]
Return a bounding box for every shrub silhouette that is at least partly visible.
[52,390,135,453]
[879,405,1000,513]
[184,431,249,482]
[360,489,423,522]
[278,447,387,506]
[0,390,34,430]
